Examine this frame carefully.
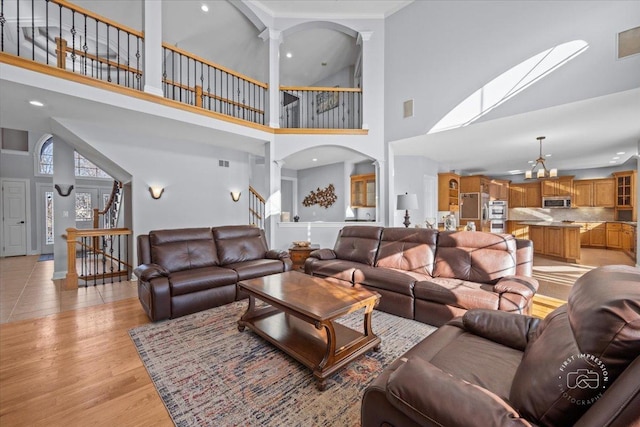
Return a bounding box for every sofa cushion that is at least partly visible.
[433,231,516,283]
[169,266,238,296]
[333,226,383,266]
[375,228,437,276]
[414,278,499,310]
[213,225,268,264]
[224,259,285,281]
[150,228,219,272]
[509,265,640,427]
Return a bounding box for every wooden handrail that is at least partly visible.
[163,79,265,114]
[51,0,144,38]
[93,181,121,228]
[62,42,142,74]
[280,86,362,93]
[162,42,268,89]
[249,186,266,203]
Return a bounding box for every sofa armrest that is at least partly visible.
[134,263,169,282]
[265,249,290,260]
[462,309,540,351]
[494,275,538,299]
[386,357,533,426]
[309,248,336,260]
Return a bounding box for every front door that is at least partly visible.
[2,179,27,256]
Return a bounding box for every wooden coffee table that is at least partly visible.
[237,271,381,390]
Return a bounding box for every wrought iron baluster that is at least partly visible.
[1,0,5,52]
[136,35,141,90]
[116,28,120,84]
[71,11,76,72]
[106,22,111,82]
[83,15,88,76]
[31,0,34,59]
[45,0,49,63]
[16,0,19,56]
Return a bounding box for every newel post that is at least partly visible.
[65,228,79,290]
[55,37,67,69]
[195,85,203,108]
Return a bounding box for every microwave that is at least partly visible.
[543,197,571,208]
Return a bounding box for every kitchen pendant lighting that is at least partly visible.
[525,136,557,179]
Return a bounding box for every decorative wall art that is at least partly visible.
[302,184,337,208]
[316,88,340,114]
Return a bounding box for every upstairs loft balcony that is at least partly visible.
[0,0,365,133]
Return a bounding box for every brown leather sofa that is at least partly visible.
[304,226,537,326]
[361,264,640,427]
[134,225,292,321]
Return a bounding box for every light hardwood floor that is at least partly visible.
[0,250,636,425]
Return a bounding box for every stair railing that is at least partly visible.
[249,186,265,229]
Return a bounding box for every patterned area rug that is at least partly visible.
[129,300,436,426]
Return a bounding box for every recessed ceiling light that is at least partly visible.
[617,151,625,155]
[545,154,552,157]
[508,170,522,174]
[613,156,620,160]
[286,52,292,58]
[312,158,317,162]
[29,100,44,107]
[528,160,534,164]
[610,160,617,164]
[201,4,209,12]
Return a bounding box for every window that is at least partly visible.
[44,191,94,244]
[45,191,54,245]
[38,136,111,178]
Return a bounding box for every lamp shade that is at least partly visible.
[397,193,418,210]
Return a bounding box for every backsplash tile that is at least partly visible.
[509,207,615,222]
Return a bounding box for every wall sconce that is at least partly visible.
[54,184,74,197]
[149,186,164,200]
[230,191,241,202]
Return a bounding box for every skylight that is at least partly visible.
[429,40,589,134]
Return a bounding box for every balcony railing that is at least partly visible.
[280,86,362,129]
[0,0,364,131]
[162,43,267,125]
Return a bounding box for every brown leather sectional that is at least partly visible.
[361,264,640,427]
[304,226,538,326]
[134,225,292,321]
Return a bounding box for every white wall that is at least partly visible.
[384,1,640,143]
[393,155,439,228]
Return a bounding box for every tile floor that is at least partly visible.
[0,255,137,324]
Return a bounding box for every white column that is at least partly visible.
[143,0,163,96]
[261,28,282,128]
[52,136,76,279]
[357,31,373,130]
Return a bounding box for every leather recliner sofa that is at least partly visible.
[134,225,292,321]
[304,226,538,326]
[361,264,640,427]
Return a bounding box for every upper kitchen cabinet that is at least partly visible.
[460,175,489,194]
[350,173,376,207]
[613,170,637,221]
[509,182,541,208]
[541,176,573,197]
[572,178,615,208]
[489,179,509,201]
[438,173,460,212]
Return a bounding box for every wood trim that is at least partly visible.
[249,186,266,203]
[1,53,273,133]
[162,42,268,89]
[280,86,362,93]
[63,44,142,74]
[52,0,144,38]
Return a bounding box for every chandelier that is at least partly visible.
[525,136,557,179]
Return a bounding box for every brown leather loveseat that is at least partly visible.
[134,225,292,321]
[361,265,640,427]
[305,226,537,326]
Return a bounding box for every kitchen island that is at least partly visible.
[510,221,582,262]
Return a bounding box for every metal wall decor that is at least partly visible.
[302,184,337,209]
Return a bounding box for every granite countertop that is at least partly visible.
[516,221,582,228]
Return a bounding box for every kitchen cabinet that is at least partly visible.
[579,222,606,248]
[527,224,580,262]
[613,170,636,222]
[622,224,636,260]
[460,175,489,194]
[573,179,615,208]
[438,173,460,212]
[350,173,376,207]
[489,179,509,201]
[509,183,541,208]
[541,176,573,197]
[606,223,622,249]
[507,221,528,239]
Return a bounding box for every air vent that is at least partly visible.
[403,99,414,118]
[218,160,229,167]
[618,26,640,59]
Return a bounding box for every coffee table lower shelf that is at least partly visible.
[238,305,380,390]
